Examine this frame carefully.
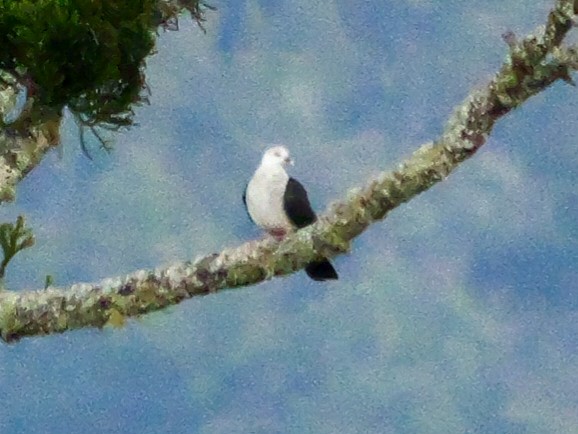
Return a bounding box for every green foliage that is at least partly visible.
[0,0,157,128]
[0,215,35,282]
[44,274,54,289]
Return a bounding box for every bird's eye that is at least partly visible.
[274,152,281,157]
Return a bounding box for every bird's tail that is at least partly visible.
[305,260,338,281]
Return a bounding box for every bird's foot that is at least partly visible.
[267,228,287,241]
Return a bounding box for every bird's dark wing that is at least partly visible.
[242,183,255,224]
[284,178,339,281]
[283,177,317,229]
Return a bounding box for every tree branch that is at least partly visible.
[1,0,577,342]
[0,79,62,203]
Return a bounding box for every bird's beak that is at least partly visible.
[285,157,294,166]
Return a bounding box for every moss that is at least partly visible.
[0,0,157,128]
[0,186,16,202]
[0,293,18,341]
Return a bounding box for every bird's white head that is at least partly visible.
[261,145,294,168]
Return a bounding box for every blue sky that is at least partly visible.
[1,0,578,433]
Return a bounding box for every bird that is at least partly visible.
[243,145,338,281]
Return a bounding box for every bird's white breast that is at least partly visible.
[246,166,294,232]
